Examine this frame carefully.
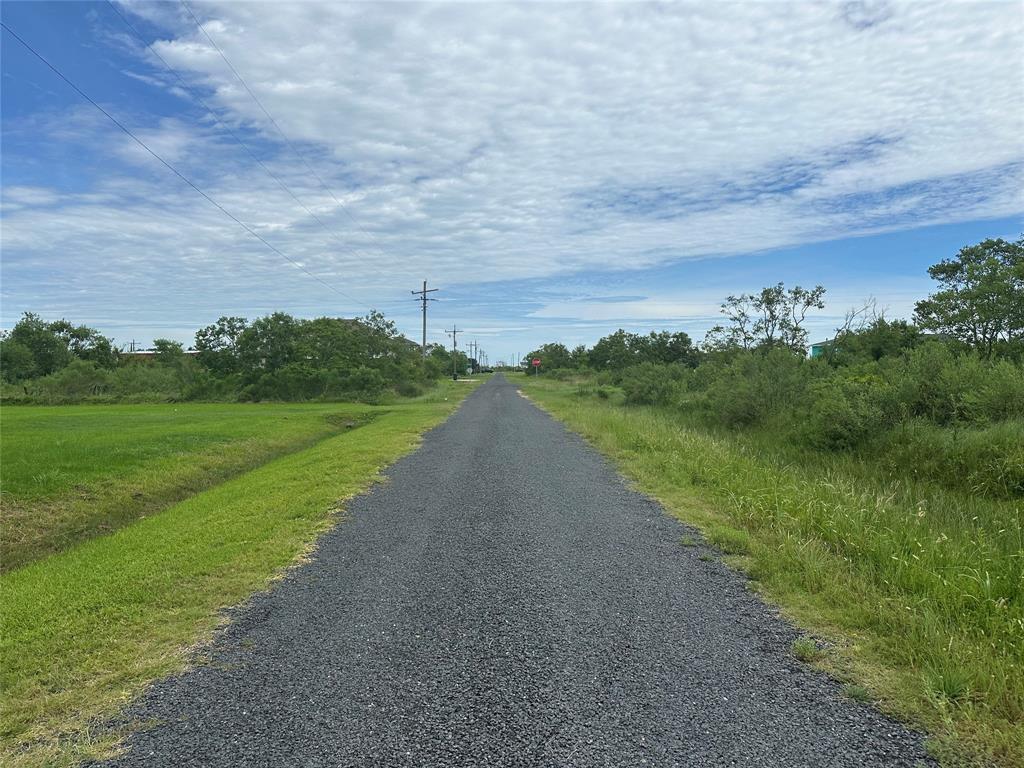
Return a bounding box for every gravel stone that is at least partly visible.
[99,374,934,767]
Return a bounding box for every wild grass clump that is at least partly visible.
[792,637,824,663]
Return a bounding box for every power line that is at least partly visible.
[104,1,378,307]
[179,0,389,261]
[0,19,368,309]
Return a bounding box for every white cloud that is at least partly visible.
[1,1,1022,352]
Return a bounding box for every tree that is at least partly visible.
[589,330,634,371]
[638,330,700,367]
[195,317,248,375]
[0,337,37,382]
[151,339,185,364]
[914,237,1024,358]
[704,283,826,353]
[236,312,299,378]
[523,342,572,370]
[569,344,589,368]
[825,299,922,365]
[49,320,118,368]
[7,313,71,376]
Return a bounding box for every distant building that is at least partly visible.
[809,340,833,358]
[122,349,200,363]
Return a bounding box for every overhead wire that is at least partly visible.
[0,19,372,311]
[179,0,392,262]
[105,0,385,287]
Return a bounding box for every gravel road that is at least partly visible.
[102,374,933,767]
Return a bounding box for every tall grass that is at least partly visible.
[522,377,1023,767]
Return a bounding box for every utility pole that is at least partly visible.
[410,280,439,356]
[446,326,461,380]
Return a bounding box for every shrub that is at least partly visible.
[801,373,892,450]
[701,349,821,428]
[395,380,425,398]
[959,358,1024,423]
[34,360,114,401]
[879,419,1024,498]
[111,362,185,399]
[337,365,387,403]
[620,362,686,406]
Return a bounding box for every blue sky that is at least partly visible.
[2,1,1022,363]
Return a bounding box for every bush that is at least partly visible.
[880,419,1024,498]
[111,363,186,399]
[800,369,899,450]
[620,362,687,406]
[395,380,426,398]
[336,365,387,403]
[959,358,1024,423]
[701,349,821,428]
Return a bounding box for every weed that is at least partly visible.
[926,668,972,704]
[793,637,824,663]
[845,684,872,703]
[706,525,751,555]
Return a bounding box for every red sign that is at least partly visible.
[532,358,541,367]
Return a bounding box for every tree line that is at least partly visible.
[1,310,467,403]
[523,236,1023,369]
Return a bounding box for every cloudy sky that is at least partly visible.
[2,1,1022,361]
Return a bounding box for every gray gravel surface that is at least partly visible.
[101,374,934,767]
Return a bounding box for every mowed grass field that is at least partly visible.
[0,380,480,768]
[1,402,375,570]
[518,375,1023,768]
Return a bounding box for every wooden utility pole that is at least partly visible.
[446,326,461,379]
[410,280,439,356]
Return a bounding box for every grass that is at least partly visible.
[1,402,379,570]
[0,379,479,768]
[793,637,824,663]
[518,374,1023,768]
[845,684,873,703]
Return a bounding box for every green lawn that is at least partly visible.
[518,375,1023,768]
[1,402,374,570]
[0,380,480,767]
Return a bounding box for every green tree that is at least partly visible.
[705,283,826,353]
[0,337,37,382]
[7,313,71,375]
[151,339,185,365]
[569,344,589,368]
[637,330,700,367]
[195,317,248,375]
[589,330,634,371]
[832,318,922,365]
[531,342,572,370]
[914,237,1024,358]
[236,312,299,378]
[47,320,117,368]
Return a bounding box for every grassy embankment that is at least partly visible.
[0,379,480,768]
[518,374,1022,768]
[1,403,376,571]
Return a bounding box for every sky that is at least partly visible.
[2,1,1022,363]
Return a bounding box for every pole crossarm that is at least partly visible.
[411,280,439,356]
